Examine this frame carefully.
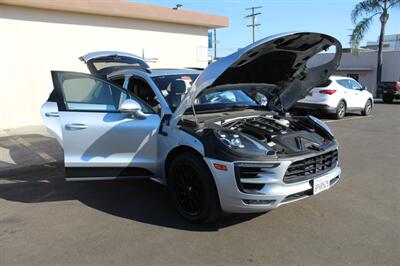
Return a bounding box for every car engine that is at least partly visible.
[180,112,336,160]
[221,115,332,156]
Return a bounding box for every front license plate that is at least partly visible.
[313,176,331,195]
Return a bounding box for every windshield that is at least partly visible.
[191,88,269,113]
[152,74,198,110]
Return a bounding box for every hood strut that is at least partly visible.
[191,104,198,124]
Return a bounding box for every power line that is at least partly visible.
[245,6,262,43]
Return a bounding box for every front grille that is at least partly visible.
[283,149,338,184]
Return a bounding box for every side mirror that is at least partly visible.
[119,99,145,119]
[361,86,367,91]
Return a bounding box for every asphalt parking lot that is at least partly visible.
[0,101,399,265]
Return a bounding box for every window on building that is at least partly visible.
[347,74,359,81]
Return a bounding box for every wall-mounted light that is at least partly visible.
[173,4,182,10]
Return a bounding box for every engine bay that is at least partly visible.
[220,115,333,155]
[179,112,335,158]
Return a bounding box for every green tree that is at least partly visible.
[350,0,400,89]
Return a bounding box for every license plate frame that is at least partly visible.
[313,176,331,195]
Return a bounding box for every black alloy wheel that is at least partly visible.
[174,164,204,216]
[167,152,221,223]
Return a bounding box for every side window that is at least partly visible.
[349,79,362,90]
[336,79,351,89]
[61,76,122,111]
[55,72,153,113]
[110,77,125,87]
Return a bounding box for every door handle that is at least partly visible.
[65,123,88,130]
[45,112,59,117]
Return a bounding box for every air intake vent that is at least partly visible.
[234,163,280,194]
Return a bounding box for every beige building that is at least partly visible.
[0,0,228,129]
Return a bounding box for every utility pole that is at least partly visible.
[346,29,353,48]
[245,6,262,43]
[214,28,217,59]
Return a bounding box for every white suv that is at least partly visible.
[295,76,374,119]
[41,32,343,223]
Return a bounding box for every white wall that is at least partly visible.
[0,5,208,129]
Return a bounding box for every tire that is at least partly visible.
[334,101,346,120]
[382,94,394,104]
[167,152,222,223]
[361,99,372,116]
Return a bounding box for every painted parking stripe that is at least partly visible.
[323,116,374,123]
[14,136,57,163]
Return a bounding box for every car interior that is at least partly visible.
[128,77,160,113]
[164,79,187,109]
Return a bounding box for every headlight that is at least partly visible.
[215,130,276,156]
[216,131,245,148]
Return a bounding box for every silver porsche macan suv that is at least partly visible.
[41,32,342,223]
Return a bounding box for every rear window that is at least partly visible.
[90,56,150,75]
[93,61,144,71]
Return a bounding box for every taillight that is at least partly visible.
[319,89,337,95]
[394,82,400,90]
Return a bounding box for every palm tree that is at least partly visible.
[350,0,400,90]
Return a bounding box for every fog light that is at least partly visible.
[242,199,275,205]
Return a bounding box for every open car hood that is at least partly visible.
[172,32,342,121]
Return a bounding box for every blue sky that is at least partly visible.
[133,0,400,56]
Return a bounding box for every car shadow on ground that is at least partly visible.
[374,99,400,105]
[0,134,262,231]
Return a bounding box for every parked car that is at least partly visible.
[41,32,343,223]
[377,81,400,103]
[294,76,374,119]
